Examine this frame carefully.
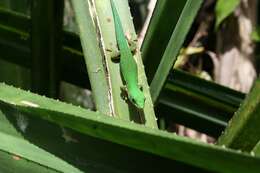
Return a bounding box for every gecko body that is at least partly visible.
[110,0,145,109]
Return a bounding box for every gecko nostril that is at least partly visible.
[107,17,112,23]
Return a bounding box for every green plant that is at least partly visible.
[0,0,259,173]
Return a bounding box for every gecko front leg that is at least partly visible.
[125,32,138,54]
[107,34,138,61]
[106,46,120,61]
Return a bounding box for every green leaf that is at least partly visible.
[0,110,83,173]
[0,107,204,172]
[71,0,112,115]
[215,0,240,30]
[218,80,260,151]
[0,150,59,173]
[158,70,245,137]
[141,0,188,83]
[253,141,260,157]
[251,27,260,42]
[0,131,83,173]
[150,0,203,103]
[0,83,260,173]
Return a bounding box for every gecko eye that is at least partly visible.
[132,99,137,104]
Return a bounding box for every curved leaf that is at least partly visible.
[215,0,240,30]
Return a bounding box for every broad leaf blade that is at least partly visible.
[253,141,260,157]
[157,70,245,137]
[0,131,83,173]
[218,80,260,151]
[141,0,187,83]
[150,0,203,103]
[71,0,111,115]
[0,83,260,173]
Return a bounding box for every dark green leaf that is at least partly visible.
[218,80,260,151]
[0,83,260,173]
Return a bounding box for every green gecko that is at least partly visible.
[110,0,145,109]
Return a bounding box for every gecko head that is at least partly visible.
[129,90,145,109]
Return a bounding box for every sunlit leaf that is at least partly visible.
[215,0,240,30]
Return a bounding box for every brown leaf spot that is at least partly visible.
[12,155,21,160]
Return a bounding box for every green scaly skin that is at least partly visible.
[110,0,145,109]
